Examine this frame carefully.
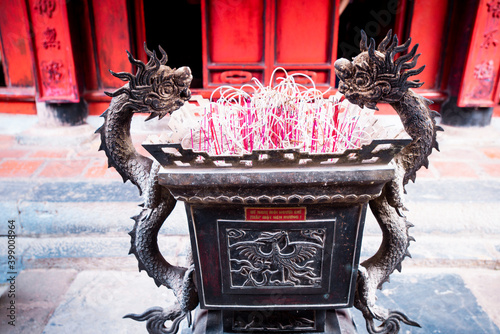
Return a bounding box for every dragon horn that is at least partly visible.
[360,30,368,51]
[387,34,399,53]
[143,42,154,57]
[144,43,157,68]
[401,64,425,79]
[158,45,168,65]
[400,53,421,71]
[393,37,413,57]
[104,87,131,97]
[109,69,133,82]
[388,38,410,66]
[368,37,384,68]
[109,69,138,89]
[126,50,146,74]
[395,44,419,73]
[152,50,161,70]
[368,38,376,56]
[384,34,400,70]
[378,29,392,52]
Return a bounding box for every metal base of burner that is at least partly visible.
[189,309,357,334]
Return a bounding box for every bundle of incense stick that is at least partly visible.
[184,68,375,156]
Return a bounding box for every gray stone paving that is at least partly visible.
[1,267,498,333]
[351,269,500,334]
[42,270,189,334]
[0,269,77,334]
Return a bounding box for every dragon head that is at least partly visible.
[334,30,424,110]
[254,231,287,245]
[106,44,192,120]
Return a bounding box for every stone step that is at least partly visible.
[1,179,499,237]
[1,179,499,281]
[2,267,498,334]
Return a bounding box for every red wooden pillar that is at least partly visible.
[81,0,145,115]
[0,0,145,118]
[272,0,339,88]
[458,0,500,108]
[90,0,133,90]
[440,0,497,126]
[27,0,86,126]
[407,0,450,96]
[28,0,79,102]
[202,0,267,89]
[0,0,36,114]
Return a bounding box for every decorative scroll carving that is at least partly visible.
[473,60,495,80]
[43,27,61,49]
[232,310,317,332]
[143,139,411,169]
[33,0,56,18]
[481,29,498,49]
[472,60,495,98]
[175,192,381,205]
[42,61,63,84]
[487,0,500,18]
[227,228,325,288]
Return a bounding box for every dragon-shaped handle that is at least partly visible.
[96,44,199,333]
[335,30,442,333]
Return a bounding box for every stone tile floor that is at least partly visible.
[352,268,500,334]
[0,266,498,333]
[0,115,499,181]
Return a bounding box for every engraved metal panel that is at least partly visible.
[232,310,318,332]
[174,192,380,205]
[228,228,325,288]
[144,139,411,169]
[218,220,335,294]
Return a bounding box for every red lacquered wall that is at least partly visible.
[0,0,497,116]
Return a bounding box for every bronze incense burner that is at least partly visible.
[97,30,441,334]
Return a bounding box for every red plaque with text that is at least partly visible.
[28,0,79,102]
[245,207,307,221]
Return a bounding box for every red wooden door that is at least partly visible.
[273,0,337,86]
[203,0,267,86]
[202,0,340,91]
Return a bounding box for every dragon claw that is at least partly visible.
[366,308,421,334]
[124,306,190,334]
